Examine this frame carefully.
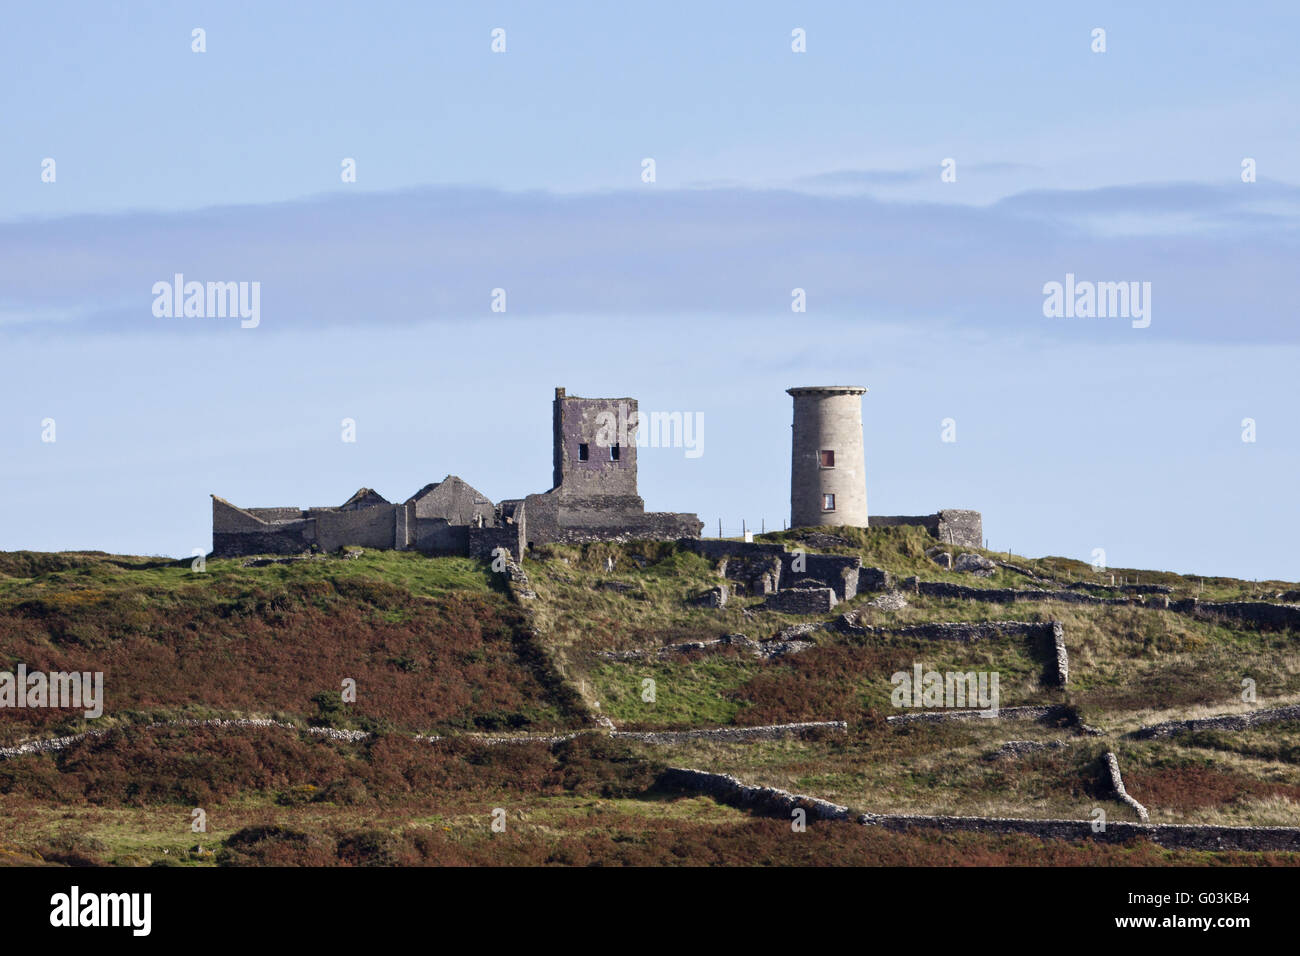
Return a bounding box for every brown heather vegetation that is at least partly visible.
[0,576,578,741]
[0,725,658,809]
[1123,764,1300,813]
[213,819,1300,867]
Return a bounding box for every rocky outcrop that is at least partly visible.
[927,549,953,570]
[865,590,909,611]
[954,553,997,576]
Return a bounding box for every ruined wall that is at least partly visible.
[663,768,1300,851]
[410,476,495,526]
[781,552,860,601]
[411,518,469,554]
[468,522,525,563]
[685,540,787,561]
[246,507,304,523]
[937,510,983,548]
[551,388,639,498]
[214,497,275,533]
[681,540,859,600]
[870,514,941,534]
[522,490,700,548]
[214,525,315,557]
[871,511,983,549]
[910,581,1127,605]
[763,587,838,613]
[315,505,397,552]
[212,496,315,557]
[1170,599,1300,630]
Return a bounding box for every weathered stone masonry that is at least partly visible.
[212,387,703,560]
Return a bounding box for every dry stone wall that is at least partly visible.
[1130,703,1300,739]
[663,767,1300,851]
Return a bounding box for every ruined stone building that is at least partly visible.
[786,384,983,549]
[211,383,981,563]
[211,387,704,560]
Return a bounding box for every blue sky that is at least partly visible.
[1,2,1297,580]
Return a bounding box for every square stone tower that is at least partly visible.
[551,387,641,502]
[788,385,868,529]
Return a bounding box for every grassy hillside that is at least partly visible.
[0,550,579,743]
[1,530,1298,866]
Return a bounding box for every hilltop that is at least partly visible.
[2,529,1299,866]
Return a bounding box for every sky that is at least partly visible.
[1,1,1297,580]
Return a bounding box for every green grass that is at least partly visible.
[0,549,497,603]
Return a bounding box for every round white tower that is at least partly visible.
[788,385,868,529]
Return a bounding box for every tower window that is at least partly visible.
[819,450,835,468]
[578,443,589,461]
[822,494,836,511]
[610,443,620,461]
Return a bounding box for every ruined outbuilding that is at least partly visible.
[212,387,703,561]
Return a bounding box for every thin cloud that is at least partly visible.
[0,181,1295,342]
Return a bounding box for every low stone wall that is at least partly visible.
[1170,600,1300,630]
[0,718,369,761]
[1067,581,1172,595]
[1130,703,1300,740]
[658,767,853,821]
[683,539,787,561]
[663,766,1300,851]
[870,511,982,549]
[1104,751,1149,821]
[911,581,1128,606]
[862,813,1300,852]
[616,721,846,745]
[885,704,1062,726]
[600,629,819,662]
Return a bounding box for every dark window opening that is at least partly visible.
[578,443,589,461]
[610,443,621,461]
[820,450,835,468]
